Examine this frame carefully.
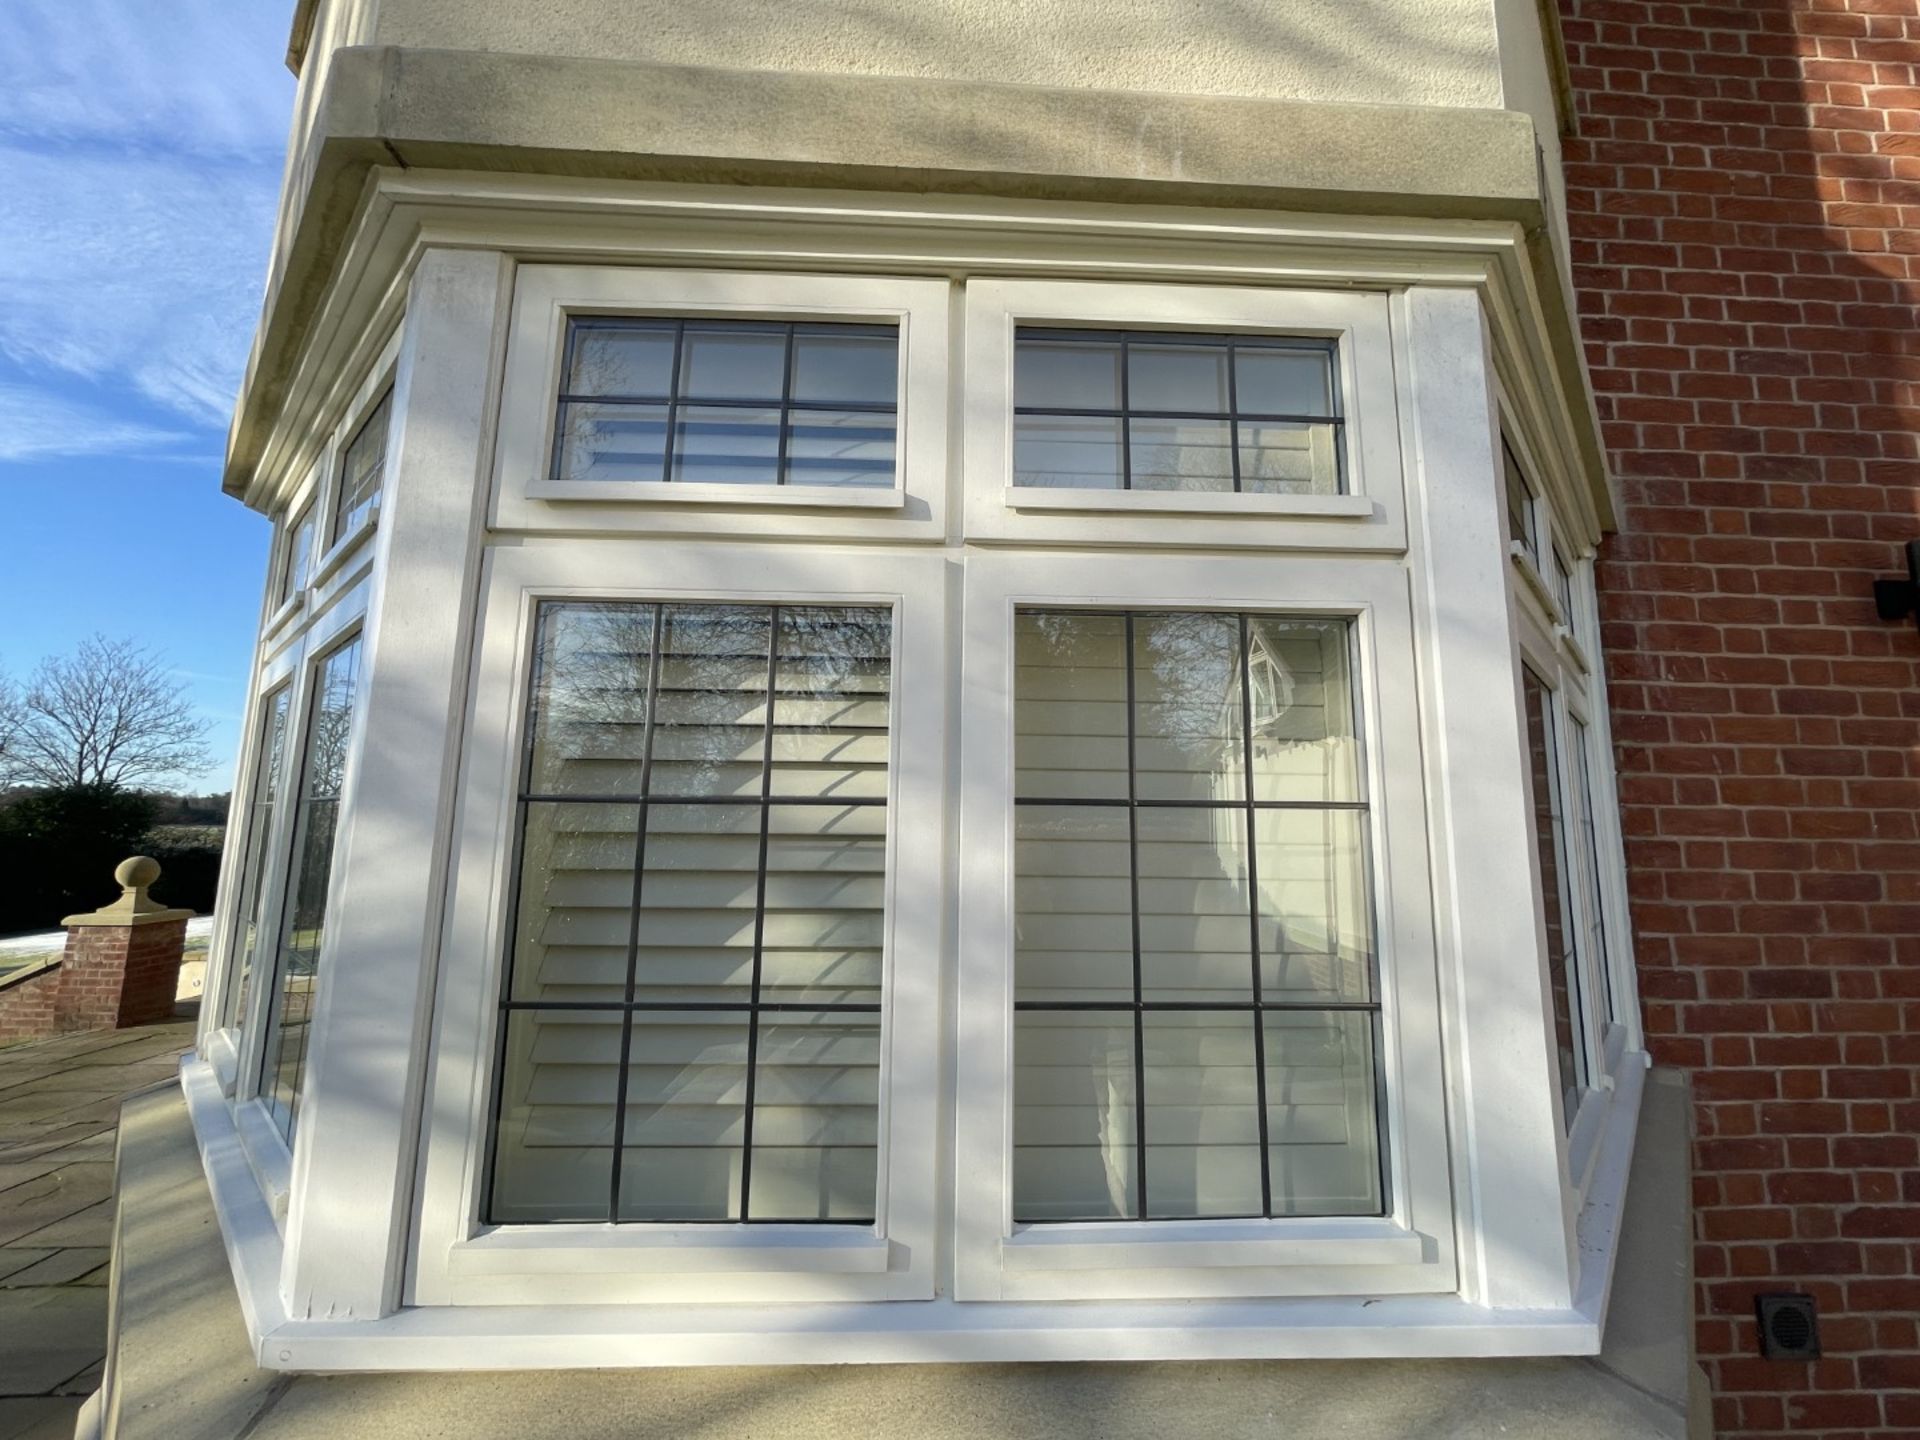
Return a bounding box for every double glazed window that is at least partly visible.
[551,319,899,489]
[333,390,392,542]
[486,601,892,1224]
[1522,668,1582,1127]
[278,501,316,607]
[1013,329,1342,495]
[226,686,292,1031]
[259,636,363,1142]
[1011,610,1381,1221]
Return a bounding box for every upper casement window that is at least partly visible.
[964,280,1404,548]
[276,500,317,609]
[1012,330,1342,497]
[491,268,950,536]
[552,320,898,492]
[332,388,392,544]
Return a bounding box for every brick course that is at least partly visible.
[1558,0,1920,1434]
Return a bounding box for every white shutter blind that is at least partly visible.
[487,603,890,1224]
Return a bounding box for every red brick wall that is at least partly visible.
[1558,1,1920,1435]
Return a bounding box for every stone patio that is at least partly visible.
[0,1017,196,1440]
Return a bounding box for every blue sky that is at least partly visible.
[0,1,294,791]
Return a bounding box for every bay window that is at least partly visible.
[189,222,1645,1370]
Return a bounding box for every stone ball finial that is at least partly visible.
[117,855,162,891]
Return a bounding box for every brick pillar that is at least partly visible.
[55,856,193,1032]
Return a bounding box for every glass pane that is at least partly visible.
[1505,447,1536,558]
[790,329,897,406]
[487,1007,620,1223]
[1128,417,1234,493]
[1013,1011,1137,1221]
[631,803,759,1005]
[1254,807,1373,1003]
[1132,611,1245,803]
[1137,806,1252,1003]
[648,606,771,797]
[773,606,892,800]
[260,636,361,1142]
[678,325,786,401]
[334,390,391,540]
[1553,545,1576,620]
[1265,1010,1382,1215]
[748,1012,880,1220]
[784,410,896,488]
[1128,341,1229,413]
[1016,334,1122,410]
[506,802,639,1005]
[671,406,780,485]
[282,504,315,602]
[229,687,291,1029]
[568,322,676,398]
[760,805,886,1005]
[1015,611,1128,801]
[554,402,669,484]
[1143,1011,1262,1219]
[1246,617,1362,804]
[1014,414,1122,489]
[1524,669,1583,1125]
[527,604,654,797]
[617,1010,750,1221]
[1015,805,1133,1004]
[1236,347,1333,417]
[1239,420,1339,496]
[1573,721,1616,1025]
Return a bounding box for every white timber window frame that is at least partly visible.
[492,266,950,540]
[409,539,946,1306]
[963,278,1404,549]
[179,189,1652,1369]
[1502,421,1641,1200]
[953,549,1454,1302]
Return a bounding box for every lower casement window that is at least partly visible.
[955,550,1454,1303]
[484,599,893,1226]
[413,542,944,1305]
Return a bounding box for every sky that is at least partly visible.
[0,0,295,792]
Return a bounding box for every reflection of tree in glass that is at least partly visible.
[1137,612,1242,755]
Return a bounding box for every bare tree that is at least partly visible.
[0,666,22,781]
[4,635,213,790]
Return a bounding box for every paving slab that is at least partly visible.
[0,1396,87,1440]
[0,1248,110,1287]
[0,1167,114,1246]
[0,1250,55,1283]
[0,1286,108,1395]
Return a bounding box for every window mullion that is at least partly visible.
[737,606,781,1221]
[1237,615,1274,1217]
[1123,612,1147,1219]
[606,609,666,1221]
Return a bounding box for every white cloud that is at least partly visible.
[0,381,193,463]
[0,0,293,158]
[0,144,281,429]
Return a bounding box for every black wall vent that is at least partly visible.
[1755,1293,1820,1361]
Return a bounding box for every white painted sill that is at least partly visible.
[310,511,378,590]
[526,479,906,509]
[262,592,304,641]
[1005,486,1375,519]
[207,1027,240,1097]
[1001,1217,1425,1272]
[1557,624,1592,676]
[232,1095,294,1226]
[447,1224,892,1277]
[1509,542,1567,626]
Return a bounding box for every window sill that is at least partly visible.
[1509,543,1566,625]
[232,1095,293,1226]
[262,592,304,640]
[448,1224,893,1277]
[1556,624,1592,676]
[1002,1217,1426,1272]
[1005,486,1375,520]
[525,479,906,509]
[311,511,378,590]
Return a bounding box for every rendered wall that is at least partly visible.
[367,0,1506,111]
[1560,2,1920,1436]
